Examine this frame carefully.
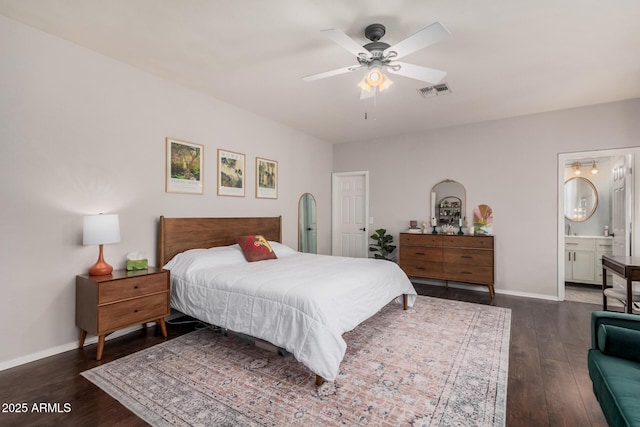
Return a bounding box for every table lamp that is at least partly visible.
[83,213,120,276]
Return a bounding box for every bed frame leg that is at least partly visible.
[403,294,408,310]
[315,375,324,386]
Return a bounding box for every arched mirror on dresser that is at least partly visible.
[430,179,467,227]
[298,193,317,254]
[564,176,598,222]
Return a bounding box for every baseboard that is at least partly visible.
[0,311,183,372]
[495,288,559,301]
[411,278,560,301]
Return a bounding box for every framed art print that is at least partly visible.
[256,157,278,199]
[217,149,245,196]
[165,137,203,194]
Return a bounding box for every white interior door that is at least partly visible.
[612,156,630,257]
[332,172,369,257]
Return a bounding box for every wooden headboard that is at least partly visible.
[158,216,282,267]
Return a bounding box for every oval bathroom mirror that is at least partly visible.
[564,177,598,222]
[298,193,317,253]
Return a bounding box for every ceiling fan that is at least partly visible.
[302,22,450,100]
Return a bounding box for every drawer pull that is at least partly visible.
[461,255,473,259]
[415,252,425,256]
[566,243,578,245]
[416,267,425,270]
[134,285,139,289]
[134,309,139,313]
[461,271,472,275]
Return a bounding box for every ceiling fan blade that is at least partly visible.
[383,22,450,60]
[321,28,373,60]
[302,64,363,82]
[386,61,447,84]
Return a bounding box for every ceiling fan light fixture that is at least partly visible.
[379,76,393,92]
[359,67,393,93]
[366,67,384,87]
[357,79,371,93]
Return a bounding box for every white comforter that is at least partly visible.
[164,242,417,381]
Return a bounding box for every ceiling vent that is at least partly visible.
[417,83,452,98]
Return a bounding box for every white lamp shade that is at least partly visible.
[83,214,120,245]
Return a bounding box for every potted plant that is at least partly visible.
[369,228,397,261]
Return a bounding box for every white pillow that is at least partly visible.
[268,241,298,257]
[164,244,247,276]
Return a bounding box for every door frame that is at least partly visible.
[331,171,370,256]
[557,147,640,301]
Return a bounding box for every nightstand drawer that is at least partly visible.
[98,292,168,333]
[99,273,167,304]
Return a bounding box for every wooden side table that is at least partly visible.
[602,255,640,314]
[76,267,170,360]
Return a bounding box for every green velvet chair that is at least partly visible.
[588,311,640,427]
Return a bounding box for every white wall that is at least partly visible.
[0,16,332,368]
[333,99,640,299]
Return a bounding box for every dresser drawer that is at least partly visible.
[444,264,494,285]
[400,259,444,278]
[400,233,442,247]
[400,246,443,262]
[98,292,169,333]
[442,235,494,249]
[443,248,493,266]
[98,273,168,304]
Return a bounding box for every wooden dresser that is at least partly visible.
[399,233,495,298]
[76,267,170,360]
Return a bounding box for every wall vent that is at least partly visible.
[417,83,452,98]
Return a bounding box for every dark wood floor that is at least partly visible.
[0,284,609,427]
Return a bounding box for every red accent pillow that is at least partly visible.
[237,235,277,262]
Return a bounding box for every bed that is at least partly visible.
[158,216,417,385]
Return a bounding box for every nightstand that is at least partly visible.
[76,267,170,360]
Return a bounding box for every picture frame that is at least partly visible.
[165,137,204,194]
[217,149,245,197]
[256,157,278,199]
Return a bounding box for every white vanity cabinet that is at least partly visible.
[565,237,595,283]
[565,236,613,285]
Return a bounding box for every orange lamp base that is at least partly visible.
[88,244,113,276]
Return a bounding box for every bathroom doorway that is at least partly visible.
[558,147,640,302]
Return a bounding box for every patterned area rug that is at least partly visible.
[82,296,511,426]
